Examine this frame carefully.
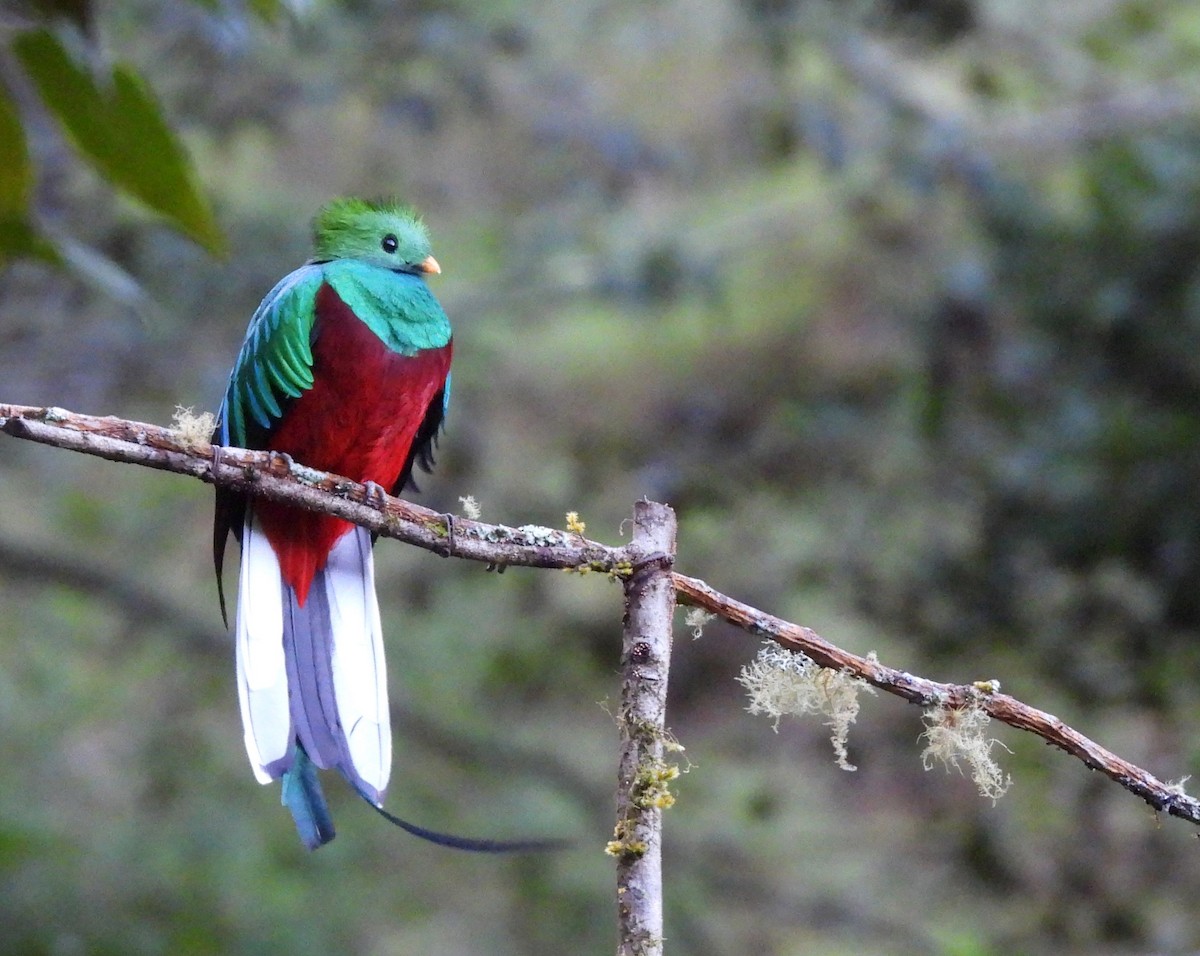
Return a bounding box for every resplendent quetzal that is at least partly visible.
[212,198,451,849]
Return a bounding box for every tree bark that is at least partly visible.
[614,500,677,956]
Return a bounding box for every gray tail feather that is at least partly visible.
[281,570,376,798]
[277,534,567,853]
[282,577,342,769]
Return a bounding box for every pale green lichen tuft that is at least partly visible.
[661,735,686,755]
[566,558,632,579]
[458,494,482,520]
[604,837,648,859]
[604,820,648,859]
[684,608,716,639]
[633,758,683,811]
[737,642,876,771]
[608,560,633,580]
[565,510,586,535]
[920,701,1012,802]
[1165,775,1192,797]
[173,405,216,448]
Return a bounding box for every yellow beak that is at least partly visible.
[418,255,442,275]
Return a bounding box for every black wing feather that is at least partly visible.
[391,385,447,497]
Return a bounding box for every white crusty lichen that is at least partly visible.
[737,642,876,771]
[920,700,1011,802]
[514,524,563,545]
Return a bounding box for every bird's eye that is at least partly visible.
[381,234,399,254]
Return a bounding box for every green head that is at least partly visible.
[311,197,441,275]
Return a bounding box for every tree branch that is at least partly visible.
[612,501,677,956]
[0,403,634,571]
[4,400,1199,835]
[672,574,1200,824]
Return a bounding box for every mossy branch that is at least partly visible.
[611,501,676,956]
[3,403,1199,831]
[672,573,1200,823]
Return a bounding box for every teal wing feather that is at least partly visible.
[212,262,324,624]
[218,263,325,448]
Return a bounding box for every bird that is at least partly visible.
[212,197,452,849]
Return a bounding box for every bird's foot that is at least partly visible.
[440,512,455,557]
[363,480,389,511]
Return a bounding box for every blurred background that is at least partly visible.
[3,1,1200,953]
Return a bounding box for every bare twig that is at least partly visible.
[612,501,677,956]
[3,400,1199,833]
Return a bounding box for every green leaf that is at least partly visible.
[0,76,32,220]
[0,217,61,264]
[12,27,225,256]
[248,0,315,24]
[0,76,59,264]
[247,0,283,23]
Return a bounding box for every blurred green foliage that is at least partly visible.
[11,27,223,256]
[0,73,56,262]
[3,0,1200,954]
[0,0,261,261]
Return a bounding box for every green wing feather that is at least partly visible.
[216,259,450,449]
[218,263,323,447]
[211,262,322,625]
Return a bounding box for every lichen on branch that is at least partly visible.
[5,401,1200,831]
[738,642,876,771]
[921,700,1012,802]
